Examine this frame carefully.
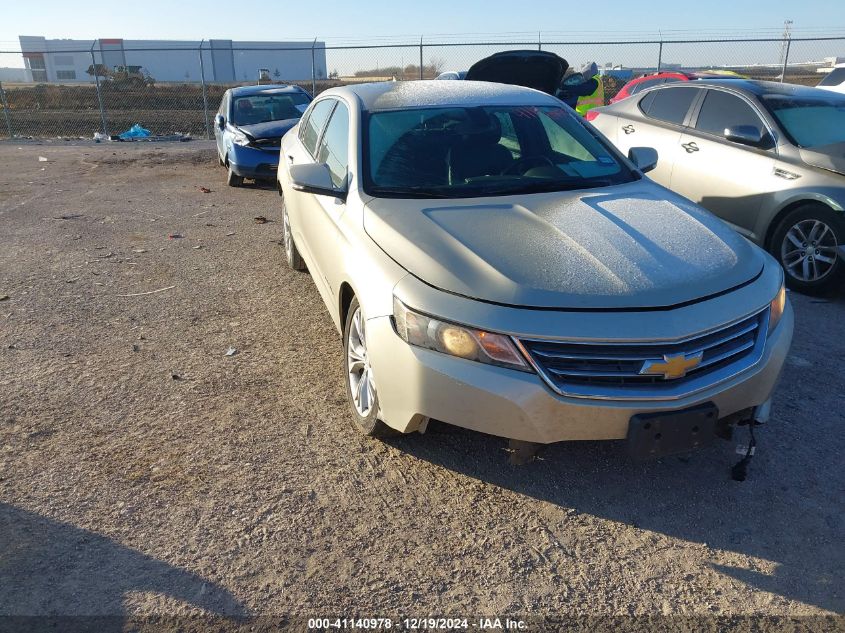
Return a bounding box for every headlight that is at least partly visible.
[392,297,530,371]
[231,129,252,147]
[768,282,786,334]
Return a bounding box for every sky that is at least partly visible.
[2,0,845,48]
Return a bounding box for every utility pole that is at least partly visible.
[779,19,793,83]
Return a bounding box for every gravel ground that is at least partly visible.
[0,142,843,628]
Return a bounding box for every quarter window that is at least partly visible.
[639,86,698,125]
[316,101,349,187]
[300,99,336,157]
[695,90,765,138]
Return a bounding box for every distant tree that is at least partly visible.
[274,68,281,78]
[86,64,110,79]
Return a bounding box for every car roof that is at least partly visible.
[229,84,307,97]
[319,80,561,111]
[676,78,835,98]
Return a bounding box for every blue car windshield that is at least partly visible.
[364,105,635,198]
[232,93,311,126]
[764,93,845,148]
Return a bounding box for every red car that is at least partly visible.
[609,70,745,104]
[609,72,691,104]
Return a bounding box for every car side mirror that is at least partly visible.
[290,163,347,200]
[215,114,225,130]
[628,147,658,174]
[724,124,764,147]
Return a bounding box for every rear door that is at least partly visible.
[611,85,701,185]
[669,88,776,237]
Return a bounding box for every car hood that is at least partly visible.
[236,118,299,140]
[465,50,568,96]
[363,182,764,309]
[799,141,845,176]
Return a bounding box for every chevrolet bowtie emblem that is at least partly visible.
[639,352,703,380]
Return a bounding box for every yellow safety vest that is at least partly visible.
[576,75,605,116]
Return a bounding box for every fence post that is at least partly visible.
[657,41,663,72]
[419,37,424,80]
[779,36,792,83]
[538,32,542,51]
[198,40,211,140]
[311,38,317,96]
[90,43,108,136]
[0,80,11,138]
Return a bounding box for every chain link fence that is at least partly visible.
[0,35,843,140]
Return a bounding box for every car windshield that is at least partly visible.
[763,93,845,147]
[232,93,311,126]
[364,105,635,198]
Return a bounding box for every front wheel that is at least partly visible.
[343,297,395,438]
[770,204,844,295]
[227,165,244,187]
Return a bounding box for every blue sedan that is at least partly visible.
[214,84,312,186]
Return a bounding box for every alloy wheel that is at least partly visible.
[346,307,375,418]
[781,219,838,283]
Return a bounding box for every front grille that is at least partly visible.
[518,309,769,400]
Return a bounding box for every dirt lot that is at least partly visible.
[0,143,843,628]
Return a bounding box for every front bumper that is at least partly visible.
[366,303,793,444]
[228,144,279,180]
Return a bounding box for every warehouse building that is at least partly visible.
[16,36,327,83]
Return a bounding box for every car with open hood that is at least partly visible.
[276,80,792,464]
[214,84,312,186]
[589,79,845,294]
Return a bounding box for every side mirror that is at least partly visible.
[290,163,346,199]
[215,114,225,130]
[628,147,658,174]
[724,124,764,147]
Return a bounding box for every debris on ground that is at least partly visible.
[38,156,48,162]
[225,347,238,357]
[116,285,175,298]
[193,245,202,249]
[93,132,109,142]
[254,216,268,224]
[199,186,212,193]
[118,124,151,140]
[0,295,9,302]
[168,234,183,239]
[170,373,181,380]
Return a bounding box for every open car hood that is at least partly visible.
[799,141,845,177]
[465,50,568,96]
[236,118,299,141]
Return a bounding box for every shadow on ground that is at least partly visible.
[0,504,248,631]
[387,412,844,613]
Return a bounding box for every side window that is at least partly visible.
[639,86,699,125]
[695,90,765,138]
[630,78,659,96]
[316,101,349,187]
[300,99,336,157]
[493,112,522,158]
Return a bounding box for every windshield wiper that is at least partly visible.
[368,186,454,199]
[468,179,617,197]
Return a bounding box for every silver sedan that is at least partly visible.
[589,79,845,294]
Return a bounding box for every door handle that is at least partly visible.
[681,141,699,153]
[287,154,295,164]
[622,124,635,135]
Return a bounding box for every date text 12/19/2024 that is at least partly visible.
[307,618,528,630]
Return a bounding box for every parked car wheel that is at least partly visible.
[771,204,845,295]
[343,297,394,438]
[227,164,244,187]
[282,199,306,271]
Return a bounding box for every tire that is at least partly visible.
[770,204,845,295]
[343,297,395,438]
[227,165,244,187]
[281,198,306,271]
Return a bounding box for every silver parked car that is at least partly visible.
[277,80,792,460]
[589,79,845,294]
